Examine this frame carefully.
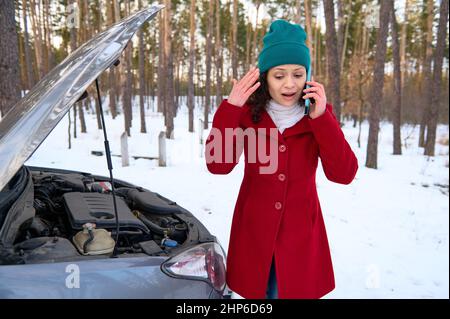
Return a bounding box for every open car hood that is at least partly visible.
[0,5,164,191]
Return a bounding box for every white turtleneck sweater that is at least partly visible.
[266,99,305,134]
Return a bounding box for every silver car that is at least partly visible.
[0,5,229,299]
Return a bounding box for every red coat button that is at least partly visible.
[278,173,286,181]
[279,144,286,152]
[274,202,282,210]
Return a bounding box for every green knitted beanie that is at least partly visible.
[257,19,310,74]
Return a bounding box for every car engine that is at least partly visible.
[0,169,190,264]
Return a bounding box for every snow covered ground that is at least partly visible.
[25,97,449,299]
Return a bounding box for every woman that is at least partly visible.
[205,19,358,299]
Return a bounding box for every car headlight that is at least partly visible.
[161,242,227,292]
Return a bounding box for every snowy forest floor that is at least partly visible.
[25,98,449,299]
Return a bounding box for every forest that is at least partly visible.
[0,0,449,169]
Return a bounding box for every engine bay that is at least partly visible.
[0,168,193,265]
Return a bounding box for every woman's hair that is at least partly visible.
[247,71,307,124]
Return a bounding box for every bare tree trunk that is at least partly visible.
[188,0,196,133]
[68,108,72,149]
[357,16,370,148]
[41,0,48,74]
[424,0,448,156]
[29,0,44,80]
[16,1,27,91]
[323,0,342,122]
[73,101,77,139]
[22,0,35,90]
[69,0,86,134]
[314,19,320,77]
[82,0,90,47]
[400,0,410,150]
[95,0,102,33]
[215,0,223,107]
[38,0,48,76]
[337,0,345,70]
[148,27,157,110]
[356,69,364,148]
[138,0,147,133]
[365,0,391,169]
[158,11,165,114]
[76,0,84,44]
[357,77,364,147]
[0,0,21,117]
[196,55,202,108]
[93,87,103,130]
[390,1,402,155]
[400,0,409,88]
[69,0,77,138]
[44,0,54,72]
[175,44,182,116]
[251,1,261,66]
[245,22,251,69]
[113,0,122,110]
[106,1,117,119]
[79,103,86,133]
[174,48,179,115]
[204,0,214,130]
[304,0,314,73]
[113,0,120,25]
[231,0,238,79]
[340,1,351,74]
[419,0,435,147]
[164,0,175,138]
[123,2,133,136]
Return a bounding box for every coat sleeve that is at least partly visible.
[308,103,358,184]
[204,99,245,174]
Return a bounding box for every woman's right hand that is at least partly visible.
[227,66,261,107]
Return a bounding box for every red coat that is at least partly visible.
[205,99,358,299]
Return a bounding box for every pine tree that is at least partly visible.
[0,0,21,117]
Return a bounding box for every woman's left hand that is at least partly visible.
[303,77,327,119]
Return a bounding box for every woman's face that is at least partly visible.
[267,64,307,107]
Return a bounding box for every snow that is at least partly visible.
[25,96,449,299]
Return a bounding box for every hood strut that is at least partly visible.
[95,78,120,256]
